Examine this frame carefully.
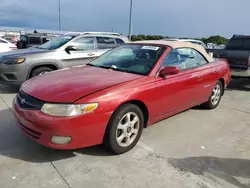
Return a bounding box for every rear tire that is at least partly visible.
[103,104,144,154]
[202,80,223,109]
[31,67,54,78]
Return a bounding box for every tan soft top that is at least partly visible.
[132,40,214,62]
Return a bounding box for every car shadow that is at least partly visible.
[191,105,208,110]
[227,79,250,92]
[0,84,20,93]
[0,108,112,164]
[168,156,250,188]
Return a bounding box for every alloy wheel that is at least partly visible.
[211,84,221,105]
[116,112,140,147]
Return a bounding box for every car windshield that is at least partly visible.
[37,36,74,50]
[89,44,165,76]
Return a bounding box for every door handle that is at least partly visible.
[87,53,95,56]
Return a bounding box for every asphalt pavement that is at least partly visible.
[0,79,250,188]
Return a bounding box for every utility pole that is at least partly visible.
[128,0,133,40]
[58,0,62,31]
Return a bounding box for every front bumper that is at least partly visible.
[231,68,250,78]
[0,63,28,85]
[12,98,112,150]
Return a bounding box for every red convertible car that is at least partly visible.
[13,41,231,154]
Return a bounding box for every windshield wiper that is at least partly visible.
[87,64,132,74]
[87,63,135,74]
[86,63,114,70]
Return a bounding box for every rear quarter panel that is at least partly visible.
[209,59,231,89]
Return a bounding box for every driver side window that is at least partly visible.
[161,48,207,71]
[161,49,182,69]
[71,37,94,51]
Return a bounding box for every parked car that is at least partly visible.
[217,44,226,49]
[0,37,17,53]
[2,35,19,44]
[207,34,250,79]
[13,40,231,154]
[162,38,208,49]
[16,33,56,49]
[207,43,217,49]
[65,31,123,37]
[0,33,129,85]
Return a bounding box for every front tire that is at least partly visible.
[31,67,54,78]
[104,104,144,154]
[202,80,223,109]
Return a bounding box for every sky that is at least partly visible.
[0,0,250,38]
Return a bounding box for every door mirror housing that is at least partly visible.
[65,45,76,54]
[159,66,179,77]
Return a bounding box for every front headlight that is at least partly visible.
[41,103,98,117]
[2,57,25,64]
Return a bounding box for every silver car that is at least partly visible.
[0,32,129,85]
[162,38,208,49]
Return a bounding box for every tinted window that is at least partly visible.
[162,48,206,70]
[38,36,74,50]
[192,50,208,65]
[227,39,243,50]
[20,35,28,42]
[42,38,50,44]
[162,49,181,68]
[90,45,165,75]
[97,37,116,49]
[72,37,94,50]
[29,37,41,44]
[115,38,125,45]
[242,39,250,50]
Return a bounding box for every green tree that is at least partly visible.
[130,34,229,45]
[201,35,228,45]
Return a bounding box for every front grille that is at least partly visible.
[19,122,41,140]
[16,90,44,110]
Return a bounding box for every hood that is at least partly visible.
[21,66,143,103]
[0,47,50,59]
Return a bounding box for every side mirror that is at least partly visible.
[65,45,76,54]
[159,66,179,77]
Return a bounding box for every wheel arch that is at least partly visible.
[107,99,150,129]
[27,63,60,79]
[121,100,149,128]
[218,78,225,95]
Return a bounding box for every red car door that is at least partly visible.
[152,48,202,119]
[191,49,218,104]
[154,69,200,118]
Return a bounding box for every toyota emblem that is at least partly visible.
[20,98,26,104]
